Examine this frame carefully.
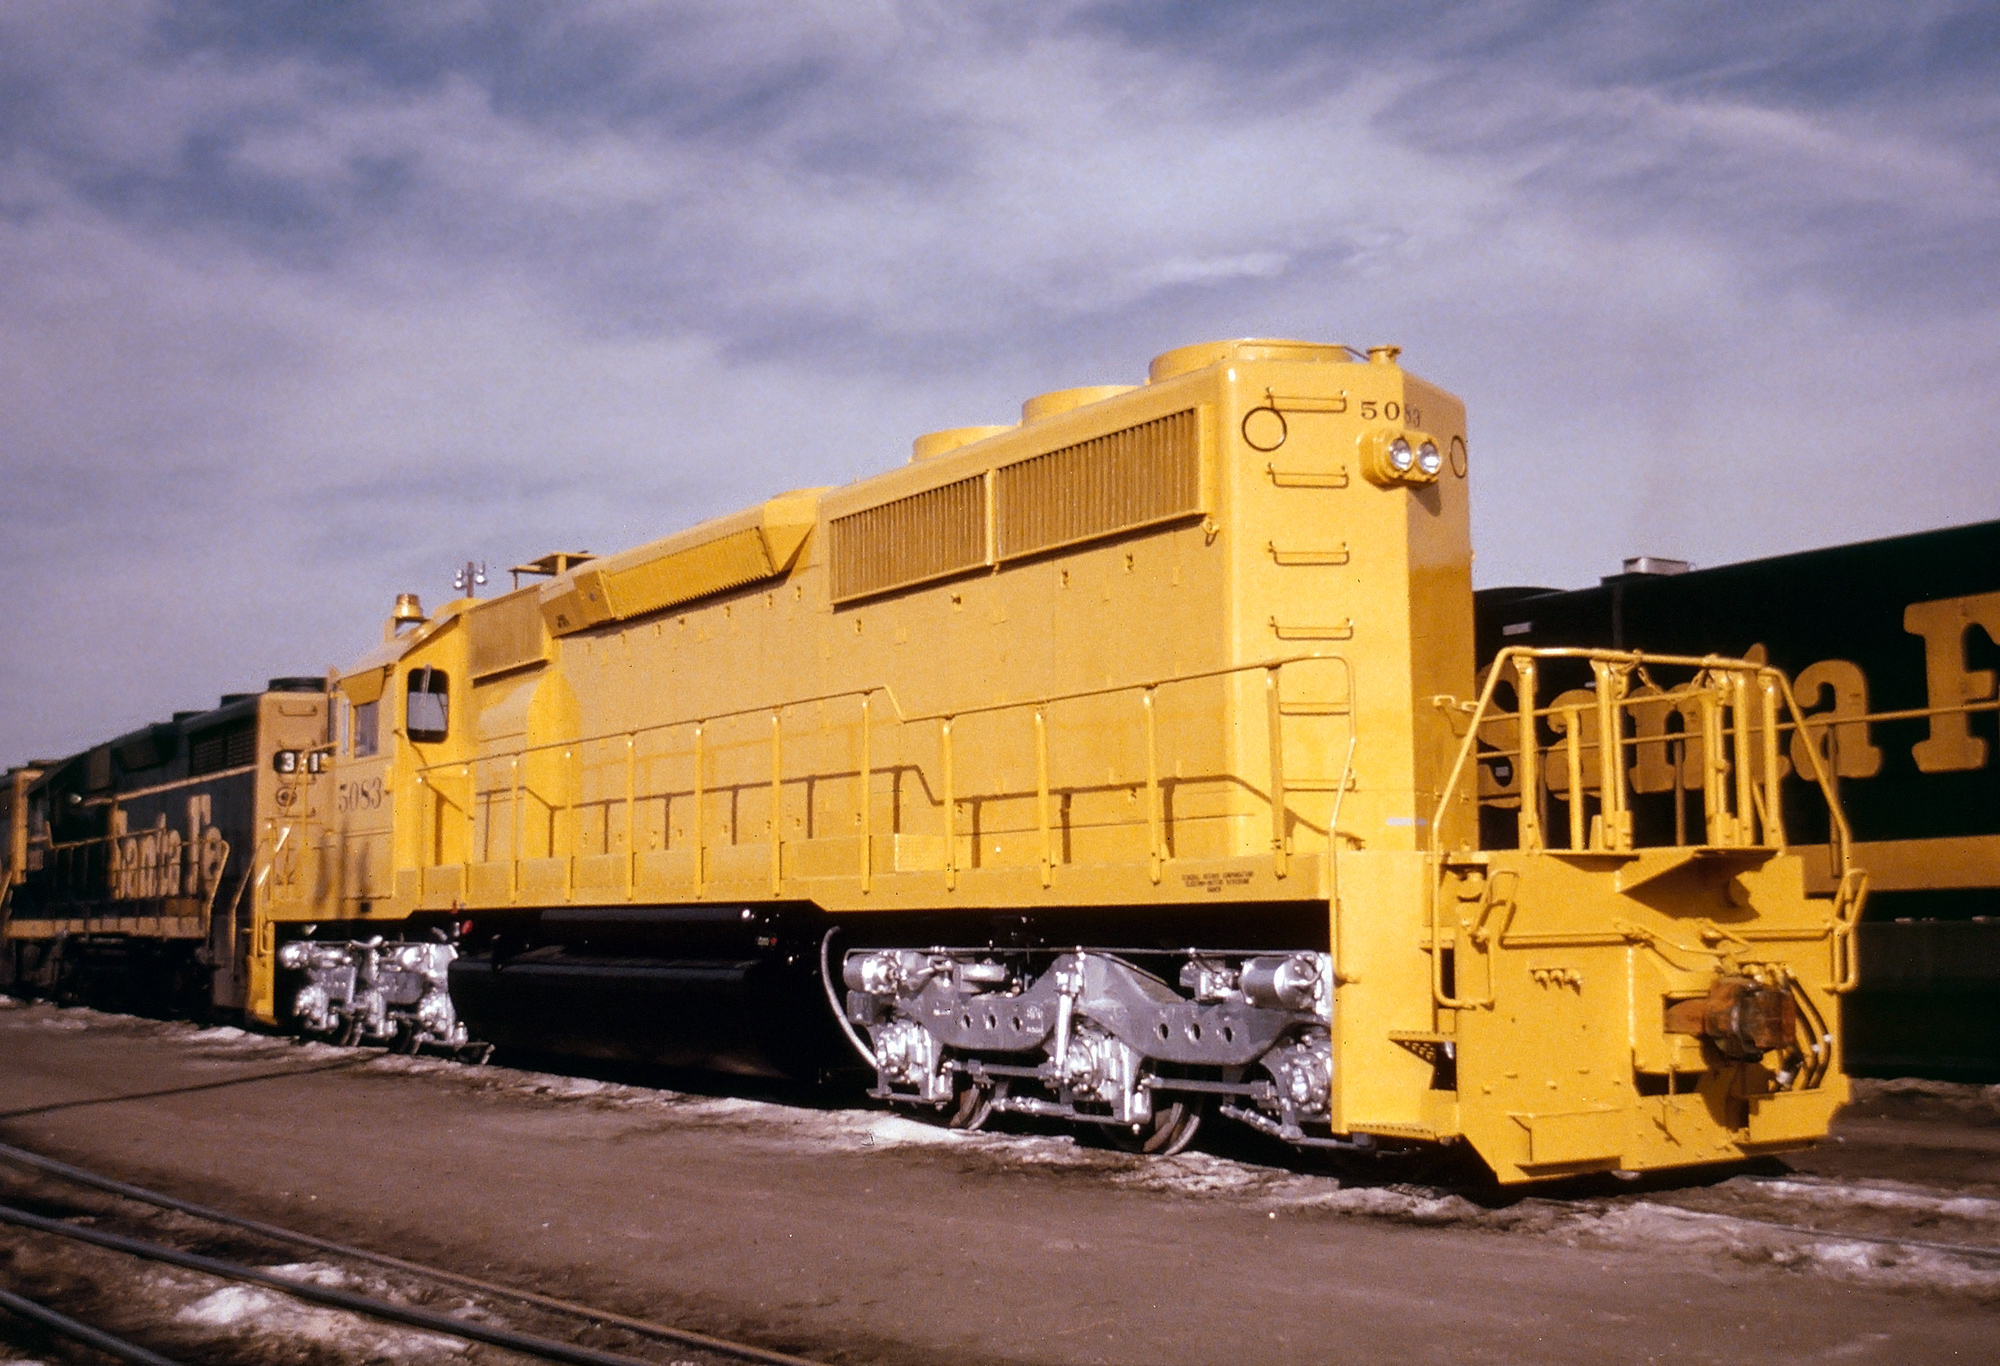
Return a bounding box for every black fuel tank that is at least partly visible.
[448,904,838,1078]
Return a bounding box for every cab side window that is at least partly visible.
[407,667,449,743]
[352,701,380,758]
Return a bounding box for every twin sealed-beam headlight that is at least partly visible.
[1360,428,1445,486]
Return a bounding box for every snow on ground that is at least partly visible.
[1115,1149,1493,1224]
[18,1002,2000,1300]
[1724,1174,2000,1224]
[1574,1202,2000,1298]
[29,1012,88,1030]
[173,1260,473,1359]
[1,1248,486,1364]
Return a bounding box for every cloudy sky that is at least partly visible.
[3,1,1996,762]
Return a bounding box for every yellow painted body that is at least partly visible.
[252,338,1852,1181]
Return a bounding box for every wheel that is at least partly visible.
[1101,1097,1204,1156]
[946,1078,1007,1131]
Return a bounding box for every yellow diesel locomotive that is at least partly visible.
[3,339,1862,1181]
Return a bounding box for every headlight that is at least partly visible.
[1359,428,1441,486]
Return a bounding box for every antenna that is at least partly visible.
[453,561,489,598]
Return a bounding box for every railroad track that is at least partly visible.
[6,1137,1996,1362]
[0,1140,821,1366]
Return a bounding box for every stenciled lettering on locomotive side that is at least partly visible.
[1904,590,2000,774]
[1760,588,2000,781]
[1181,870,1256,895]
[1478,589,1999,800]
[1753,590,2000,784]
[1788,657,1883,779]
[108,793,227,901]
[336,776,385,814]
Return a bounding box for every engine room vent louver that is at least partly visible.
[468,591,547,679]
[995,408,1202,562]
[830,474,987,604]
[828,409,1204,604]
[189,720,256,776]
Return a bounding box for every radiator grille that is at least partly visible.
[829,475,987,604]
[189,721,256,776]
[994,409,1201,561]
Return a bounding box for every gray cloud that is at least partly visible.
[1,0,1996,761]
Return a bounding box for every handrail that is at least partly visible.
[26,824,230,907]
[11,833,233,936]
[1327,732,1358,983]
[1431,648,1856,866]
[1426,647,1861,1010]
[1455,693,2000,762]
[254,824,289,892]
[213,832,257,943]
[69,763,257,808]
[407,653,1357,894]
[409,653,1353,777]
[1830,866,1868,993]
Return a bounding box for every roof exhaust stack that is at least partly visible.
[1620,556,1691,577]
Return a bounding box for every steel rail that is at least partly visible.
[0,1202,711,1366]
[0,1142,821,1366]
[0,1285,185,1366]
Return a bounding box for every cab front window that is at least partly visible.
[406,667,449,743]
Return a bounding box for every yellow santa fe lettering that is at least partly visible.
[1904,591,2000,773]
